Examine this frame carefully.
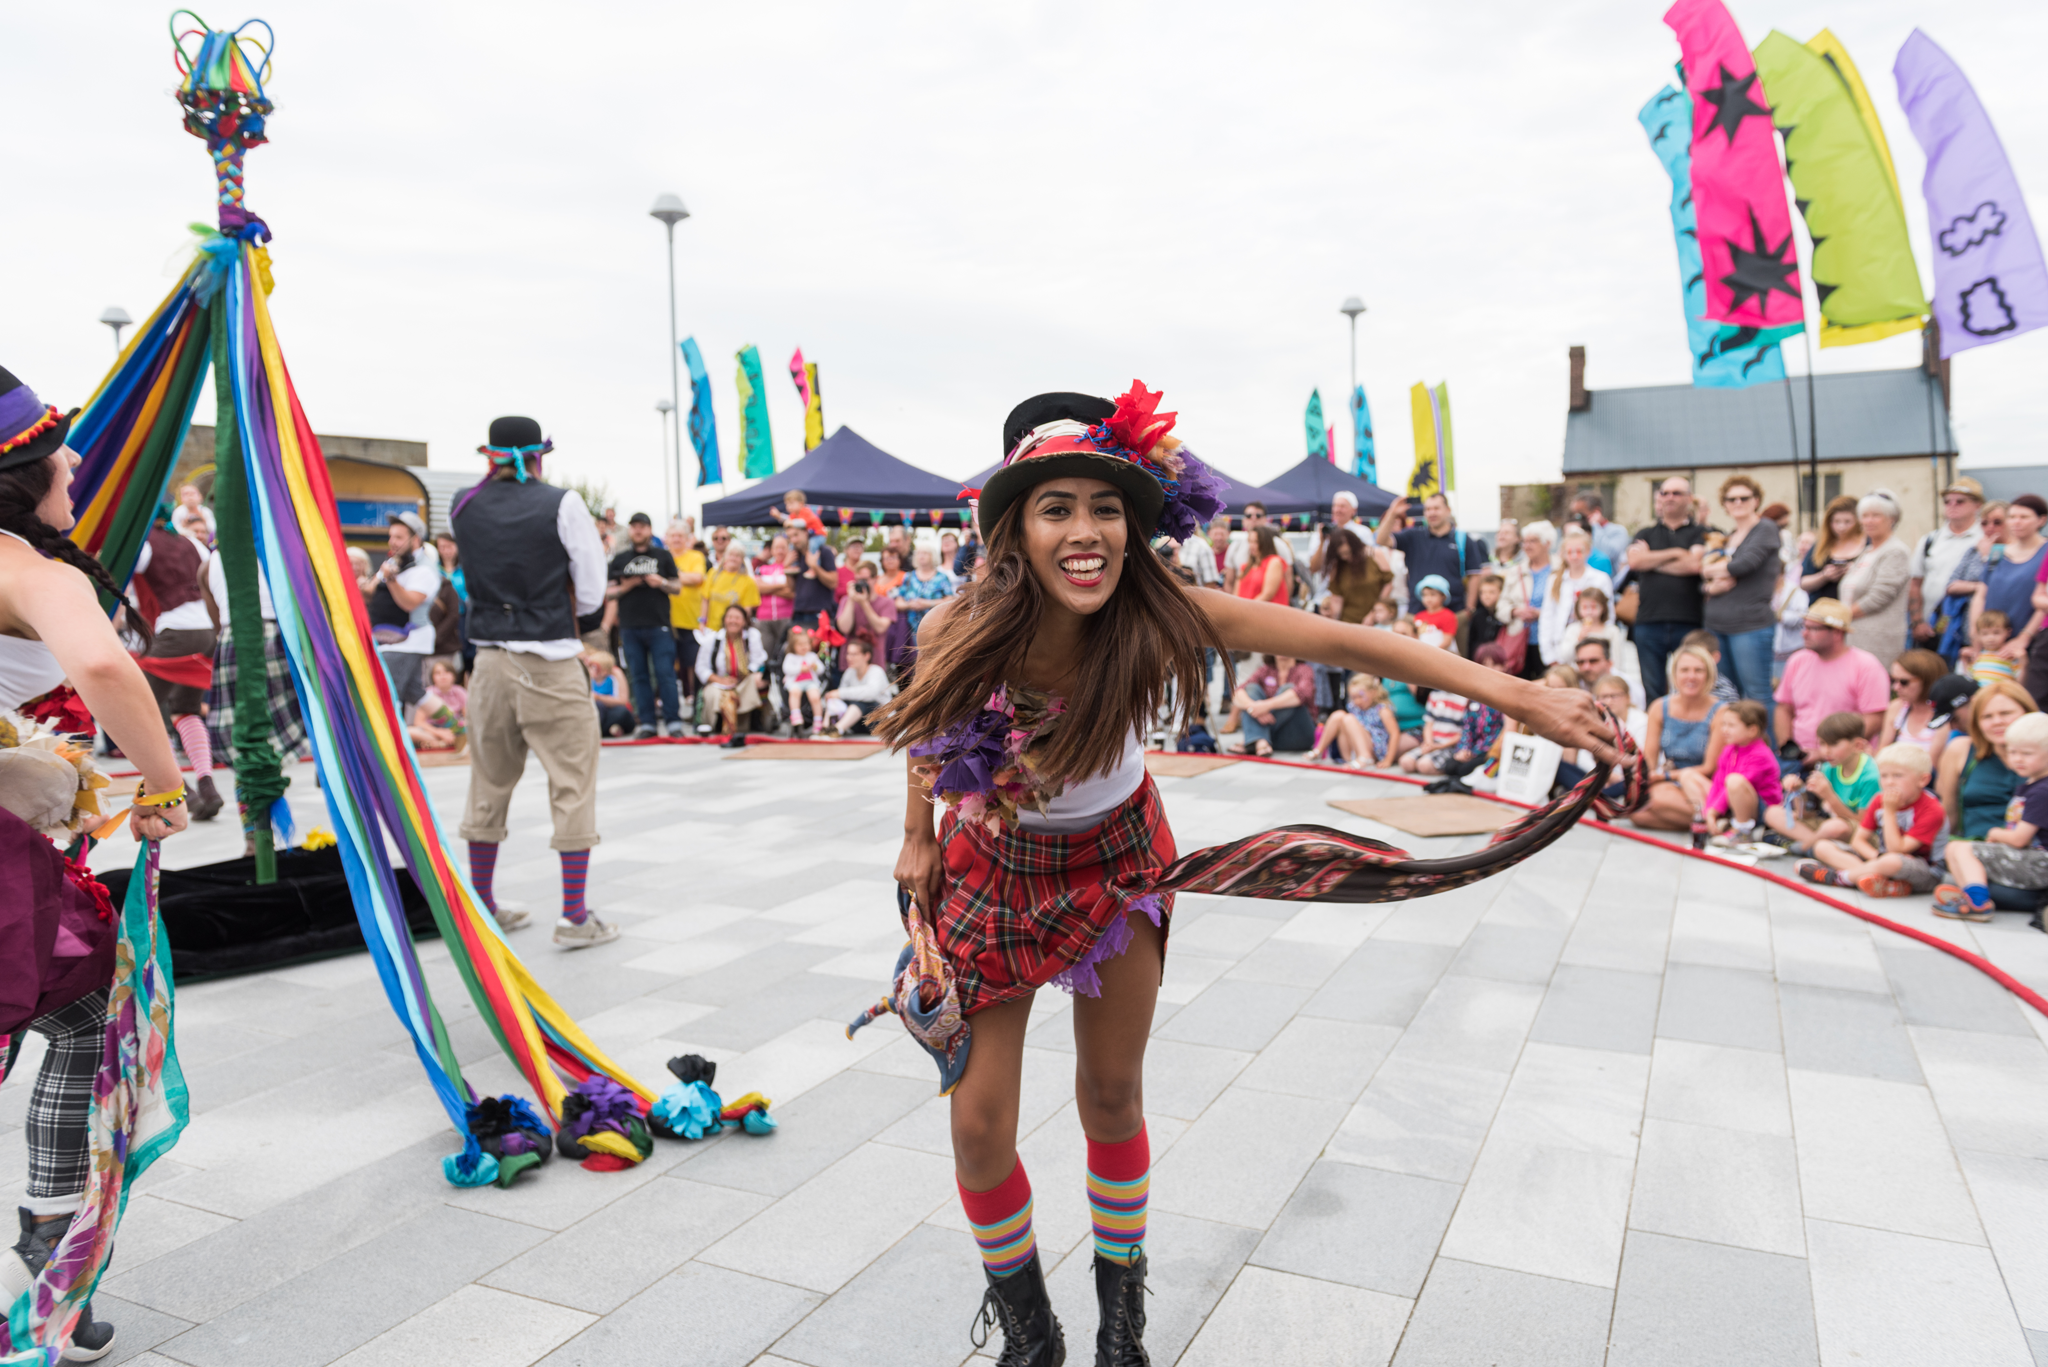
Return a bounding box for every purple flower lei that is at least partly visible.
[908,685,1066,829]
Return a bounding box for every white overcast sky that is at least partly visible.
[6,0,2044,527]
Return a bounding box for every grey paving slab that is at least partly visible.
[1449,924,1568,985]
[1956,1149,2048,1333]
[1527,965,1662,1055]
[1806,1218,2035,1366]
[685,1069,932,1196]
[1150,1086,1348,1229]
[1778,983,1925,1083]
[327,1284,594,1367]
[1561,899,1677,975]
[1250,1159,1461,1297]
[1643,1039,1791,1136]
[480,1178,770,1314]
[1879,946,2036,1035]
[1606,1231,1817,1367]
[1326,1057,1511,1183]
[1220,936,1349,989]
[1033,1209,1261,1366]
[1234,1017,1400,1102]
[1151,977,1312,1052]
[1299,941,1457,1027]
[1136,1038,1255,1120]
[1391,973,1544,1073]
[1655,963,1782,1052]
[92,1293,192,1367]
[1390,1258,1612,1367]
[1627,1118,1804,1256]
[533,1263,821,1367]
[770,1223,985,1367]
[153,1204,546,1367]
[1179,1265,1409,1367]
[1789,1069,1987,1245]
[1910,1025,2048,1160]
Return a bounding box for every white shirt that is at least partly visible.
[377,555,442,655]
[1177,536,1221,586]
[1538,564,1614,665]
[781,650,826,691]
[1019,728,1144,834]
[132,539,215,632]
[1908,520,1982,616]
[470,489,609,661]
[206,548,275,622]
[835,662,896,707]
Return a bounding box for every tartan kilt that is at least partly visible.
[204,621,311,763]
[935,776,1176,1016]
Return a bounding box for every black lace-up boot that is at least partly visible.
[1093,1248,1150,1366]
[12,1209,116,1361]
[970,1250,1065,1366]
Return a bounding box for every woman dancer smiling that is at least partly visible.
[873,385,1615,1365]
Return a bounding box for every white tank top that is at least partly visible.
[0,530,67,710]
[1017,727,1145,834]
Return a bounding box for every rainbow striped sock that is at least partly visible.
[1088,1125,1150,1264]
[560,850,590,924]
[959,1159,1036,1279]
[468,841,499,913]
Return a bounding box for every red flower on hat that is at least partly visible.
[1105,382,1176,459]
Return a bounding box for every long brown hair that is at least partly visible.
[871,496,1224,786]
[1813,494,1860,562]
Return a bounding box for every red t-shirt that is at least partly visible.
[1415,607,1457,637]
[1860,789,1945,855]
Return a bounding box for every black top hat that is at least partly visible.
[487,416,546,450]
[0,367,76,475]
[978,391,1165,538]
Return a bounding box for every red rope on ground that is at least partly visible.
[1173,749,2048,1020]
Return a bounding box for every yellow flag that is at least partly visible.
[1406,382,1453,498]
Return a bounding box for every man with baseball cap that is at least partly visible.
[606,511,682,738]
[1774,598,1890,757]
[368,508,440,710]
[449,416,616,948]
[1908,475,1985,647]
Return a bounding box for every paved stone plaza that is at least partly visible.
[12,743,2048,1365]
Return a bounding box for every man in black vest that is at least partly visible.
[449,416,616,948]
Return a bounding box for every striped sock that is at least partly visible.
[1087,1124,1150,1264]
[958,1159,1036,1279]
[560,850,591,923]
[468,841,499,913]
[172,715,213,780]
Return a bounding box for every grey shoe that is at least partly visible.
[633,724,657,740]
[553,916,620,949]
[493,906,532,931]
[664,720,688,739]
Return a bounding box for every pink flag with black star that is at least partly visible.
[1665,0,1806,332]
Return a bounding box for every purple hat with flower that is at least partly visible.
[0,368,75,475]
[967,381,1227,544]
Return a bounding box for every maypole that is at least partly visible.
[170,12,287,880]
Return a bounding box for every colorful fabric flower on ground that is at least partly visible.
[466,1094,553,1188]
[555,1075,652,1168]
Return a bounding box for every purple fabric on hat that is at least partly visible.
[0,382,47,443]
[1896,29,2048,357]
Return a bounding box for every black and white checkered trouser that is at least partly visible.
[5,989,107,1208]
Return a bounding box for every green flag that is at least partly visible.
[736,344,776,478]
[1753,31,1927,347]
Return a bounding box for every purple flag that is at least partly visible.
[1895,30,2048,357]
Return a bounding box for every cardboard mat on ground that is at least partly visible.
[725,741,886,761]
[1327,794,1515,837]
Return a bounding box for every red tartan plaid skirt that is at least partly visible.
[935,776,1176,1016]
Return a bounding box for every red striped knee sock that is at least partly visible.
[959,1159,1036,1278]
[172,715,212,780]
[560,850,590,923]
[1088,1124,1150,1264]
[468,841,499,913]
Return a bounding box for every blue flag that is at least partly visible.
[1351,384,1375,483]
[680,337,722,486]
[1305,390,1330,462]
[1638,86,1795,387]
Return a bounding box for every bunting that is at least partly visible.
[1351,385,1376,483]
[1666,0,1806,333]
[679,336,722,486]
[1639,86,1792,386]
[735,345,775,478]
[1895,30,2048,357]
[1753,31,1926,347]
[788,349,824,451]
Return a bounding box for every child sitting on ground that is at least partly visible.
[1960,609,2020,686]
[1797,741,1948,896]
[1311,673,1399,768]
[1419,641,1512,791]
[1412,575,1457,639]
[585,650,637,737]
[780,625,828,733]
[1933,711,2048,920]
[408,659,468,751]
[1702,700,1784,848]
[1402,632,1470,774]
[1767,711,1876,853]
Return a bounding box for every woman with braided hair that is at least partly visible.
[0,366,190,1361]
[870,384,1618,1365]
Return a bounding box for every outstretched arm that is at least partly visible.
[1196,590,1618,764]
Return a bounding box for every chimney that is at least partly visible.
[1568,346,1590,412]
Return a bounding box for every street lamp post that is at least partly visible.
[656,398,676,525]
[649,192,691,522]
[1339,296,1365,393]
[100,306,133,354]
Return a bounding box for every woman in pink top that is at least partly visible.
[1702,699,1784,846]
[753,533,797,663]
